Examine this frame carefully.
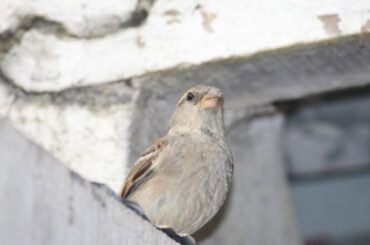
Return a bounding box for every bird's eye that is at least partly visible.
[186,92,194,101]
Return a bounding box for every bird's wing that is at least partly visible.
[120,137,168,199]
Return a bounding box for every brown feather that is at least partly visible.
[120,138,168,198]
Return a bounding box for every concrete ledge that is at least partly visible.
[0,119,176,245]
[1,0,369,91]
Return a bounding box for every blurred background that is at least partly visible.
[283,89,370,245]
[0,0,370,244]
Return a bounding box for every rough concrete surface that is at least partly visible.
[0,80,137,192]
[0,0,136,36]
[0,119,177,245]
[0,0,369,91]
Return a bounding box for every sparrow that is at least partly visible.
[120,85,233,240]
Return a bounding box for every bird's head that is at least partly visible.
[169,85,225,138]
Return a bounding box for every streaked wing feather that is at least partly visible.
[120,137,168,198]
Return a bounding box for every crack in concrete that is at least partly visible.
[0,0,160,53]
[0,7,153,55]
[0,15,75,55]
[0,68,135,112]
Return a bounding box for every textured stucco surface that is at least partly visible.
[0,0,136,36]
[0,80,136,191]
[0,0,369,91]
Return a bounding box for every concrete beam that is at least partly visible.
[0,119,176,245]
[0,0,369,91]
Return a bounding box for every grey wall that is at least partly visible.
[0,119,176,245]
[283,89,370,243]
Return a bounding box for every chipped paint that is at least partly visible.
[136,35,145,48]
[163,9,180,16]
[360,18,370,46]
[201,10,217,32]
[163,9,181,25]
[361,18,370,33]
[166,18,181,25]
[318,14,341,36]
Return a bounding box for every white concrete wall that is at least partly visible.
[0,81,136,191]
[0,0,369,92]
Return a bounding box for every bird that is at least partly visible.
[119,85,234,241]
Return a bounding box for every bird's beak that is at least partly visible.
[200,89,223,110]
